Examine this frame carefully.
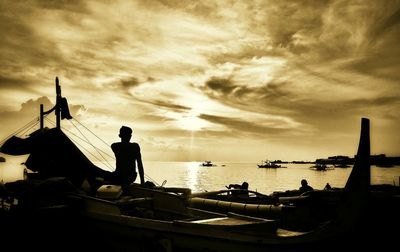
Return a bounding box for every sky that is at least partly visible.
[0,0,399,163]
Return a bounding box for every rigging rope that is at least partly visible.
[45,118,114,171]
[70,118,160,185]
[45,118,114,159]
[48,118,159,185]
[72,118,111,147]
[0,117,39,146]
[1,114,160,186]
[68,119,114,170]
[19,118,41,137]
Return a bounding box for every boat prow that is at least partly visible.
[284,118,371,243]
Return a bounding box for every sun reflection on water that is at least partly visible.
[185,161,201,190]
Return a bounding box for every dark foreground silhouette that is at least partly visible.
[0,79,398,252]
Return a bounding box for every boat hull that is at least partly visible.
[81,210,326,252]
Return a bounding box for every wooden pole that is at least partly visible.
[55,77,61,129]
[40,104,44,129]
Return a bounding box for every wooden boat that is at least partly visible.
[76,185,282,250]
[190,189,278,205]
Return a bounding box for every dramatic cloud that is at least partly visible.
[0,76,31,90]
[1,0,399,161]
[0,96,86,140]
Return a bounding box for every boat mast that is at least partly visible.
[40,77,62,130]
[55,77,61,129]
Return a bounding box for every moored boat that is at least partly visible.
[309,163,334,171]
[257,160,284,168]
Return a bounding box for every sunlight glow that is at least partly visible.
[178,115,208,131]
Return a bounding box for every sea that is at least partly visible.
[1,154,399,194]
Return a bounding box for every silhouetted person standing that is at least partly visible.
[111,126,145,186]
[299,179,313,194]
[324,183,332,190]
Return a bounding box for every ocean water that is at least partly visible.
[1,155,399,194]
[142,161,400,194]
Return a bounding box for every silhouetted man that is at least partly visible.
[226,182,249,197]
[299,179,313,194]
[226,182,249,190]
[324,182,332,190]
[111,126,145,186]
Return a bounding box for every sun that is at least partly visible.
[178,115,208,131]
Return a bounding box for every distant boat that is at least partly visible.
[310,164,334,171]
[257,160,284,168]
[200,160,215,167]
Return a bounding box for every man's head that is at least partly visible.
[119,126,132,142]
[301,179,308,186]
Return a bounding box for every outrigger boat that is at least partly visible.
[190,188,278,205]
[257,160,285,168]
[69,118,379,251]
[1,78,396,251]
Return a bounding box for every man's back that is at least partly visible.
[111,141,141,185]
[299,184,313,194]
[299,179,313,194]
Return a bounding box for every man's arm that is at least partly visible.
[137,145,145,184]
[111,143,117,153]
